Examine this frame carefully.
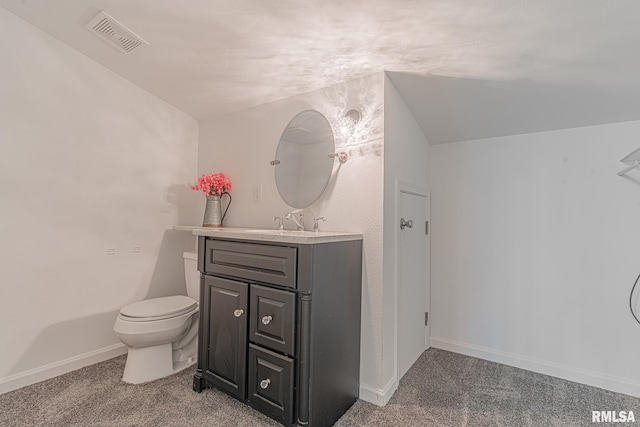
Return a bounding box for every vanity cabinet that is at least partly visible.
[203,276,248,400]
[193,236,362,427]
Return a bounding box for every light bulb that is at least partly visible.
[338,116,356,138]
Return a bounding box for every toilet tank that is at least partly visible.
[183,252,199,301]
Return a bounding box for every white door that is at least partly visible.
[398,189,429,380]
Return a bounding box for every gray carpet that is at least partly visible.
[1,348,638,426]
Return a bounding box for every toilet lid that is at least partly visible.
[120,295,198,320]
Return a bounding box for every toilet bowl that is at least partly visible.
[113,251,200,384]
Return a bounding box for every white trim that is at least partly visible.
[0,343,127,395]
[431,336,640,398]
[359,376,397,406]
[425,190,431,351]
[394,180,429,384]
[398,183,428,198]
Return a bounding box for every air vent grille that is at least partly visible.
[85,11,148,54]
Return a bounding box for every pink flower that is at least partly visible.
[191,172,232,196]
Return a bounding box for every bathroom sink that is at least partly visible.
[239,228,281,234]
[241,229,312,235]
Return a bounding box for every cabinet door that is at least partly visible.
[248,344,294,425]
[204,276,248,400]
[249,284,296,355]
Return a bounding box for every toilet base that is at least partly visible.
[122,342,196,384]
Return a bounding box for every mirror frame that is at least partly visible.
[274,109,335,209]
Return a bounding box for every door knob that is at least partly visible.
[262,315,273,325]
[260,379,271,389]
[400,218,413,230]
[233,309,244,317]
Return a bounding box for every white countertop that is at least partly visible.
[174,225,362,244]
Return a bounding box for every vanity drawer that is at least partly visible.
[250,284,296,356]
[248,344,294,425]
[204,240,297,288]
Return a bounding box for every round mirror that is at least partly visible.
[275,110,335,208]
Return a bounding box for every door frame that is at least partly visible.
[394,179,430,387]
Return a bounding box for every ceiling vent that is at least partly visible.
[85,10,148,54]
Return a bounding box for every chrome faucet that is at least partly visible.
[273,216,285,230]
[312,217,326,231]
[285,212,304,230]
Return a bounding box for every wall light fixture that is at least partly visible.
[337,109,361,138]
[329,109,361,164]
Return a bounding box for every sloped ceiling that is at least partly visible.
[2,0,640,143]
[387,72,640,144]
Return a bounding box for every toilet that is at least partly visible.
[113,251,200,384]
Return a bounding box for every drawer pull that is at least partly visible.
[260,379,271,389]
[262,315,273,325]
[233,309,244,318]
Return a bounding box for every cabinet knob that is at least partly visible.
[260,379,271,389]
[262,315,273,325]
[233,309,244,318]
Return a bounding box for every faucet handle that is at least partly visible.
[273,216,284,230]
[313,217,326,231]
[284,211,305,230]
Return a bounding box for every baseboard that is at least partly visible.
[359,376,397,406]
[0,343,127,395]
[431,336,640,398]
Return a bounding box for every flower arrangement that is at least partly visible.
[191,172,232,197]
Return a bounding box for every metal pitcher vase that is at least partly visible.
[202,192,231,227]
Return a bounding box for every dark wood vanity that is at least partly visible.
[192,231,362,427]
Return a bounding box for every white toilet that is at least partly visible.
[113,251,200,384]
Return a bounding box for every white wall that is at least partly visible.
[0,8,200,393]
[198,73,387,403]
[382,75,430,400]
[431,121,640,397]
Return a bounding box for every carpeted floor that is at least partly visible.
[1,348,638,426]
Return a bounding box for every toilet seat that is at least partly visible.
[120,295,198,322]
